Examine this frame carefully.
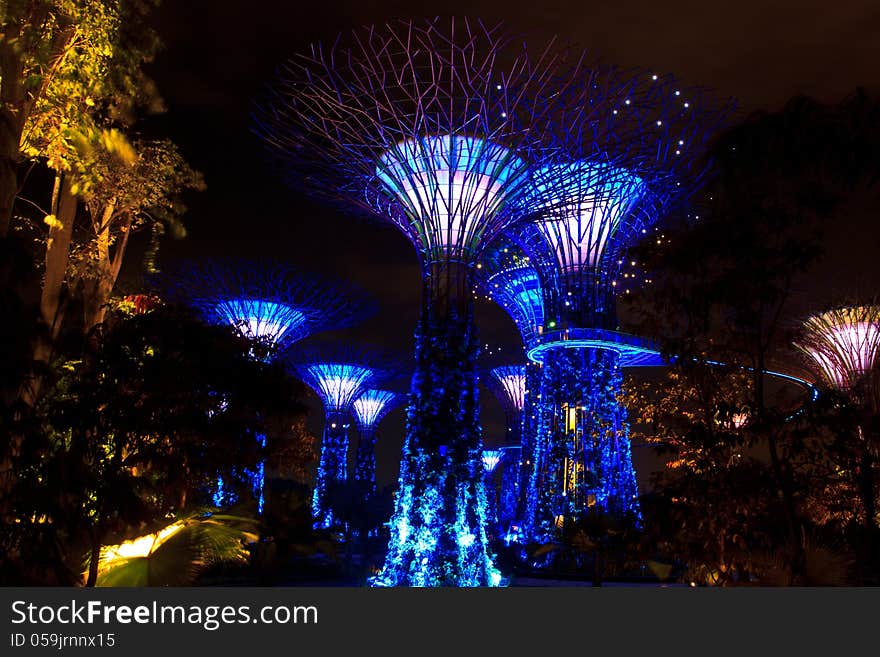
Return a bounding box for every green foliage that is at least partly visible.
[95,513,260,587]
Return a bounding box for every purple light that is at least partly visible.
[352,389,399,430]
[800,307,880,390]
[531,161,645,271]
[376,135,527,260]
[490,366,526,411]
[304,363,375,411]
[482,450,503,472]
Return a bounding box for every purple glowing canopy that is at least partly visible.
[796,305,880,391]
[352,389,401,431]
[530,160,647,273]
[254,17,615,270]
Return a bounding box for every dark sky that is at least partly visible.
[139,0,880,489]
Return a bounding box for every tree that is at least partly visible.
[627,91,880,584]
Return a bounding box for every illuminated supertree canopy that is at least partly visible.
[512,71,733,542]
[256,17,599,587]
[164,259,368,360]
[490,366,526,412]
[795,305,880,393]
[474,237,546,347]
[486,364,528,445]
[482,449,503,473]
[352,389,403,494]
[291,353,382,530]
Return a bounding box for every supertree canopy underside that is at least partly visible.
[376,135,529,263]
[163,259,366,360]
[352,390,401,494]
[486,364,528,446]
[796,305,880,393]
[294,362,377,529]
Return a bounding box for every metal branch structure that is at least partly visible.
[795,305,880,397]
[290,349,387,530]
[486,365,527,444]
[256,17,595,586]
[474,237,547,347]
[163,259,369,361]
[352,389,403,495]
[511,72,733,542]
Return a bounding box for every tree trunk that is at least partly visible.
[82,201,128,334]
[0,29,25,239]
[0,119,18,238]
[19,171,77,407]
[85,538,101,587]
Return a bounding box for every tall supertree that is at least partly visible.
[475,239,548,533]
[163,259,368,511]
[290,351,384,530]
[513,73,732,542]
[256,18,595,586]
[352,389,403,496]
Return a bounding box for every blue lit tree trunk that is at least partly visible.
[312,410,348,529]
[484,468,500,538]
[499,450,521,536]
[517,362,541,523]
[354,427,377,495]
[523,347,639,543]
[373,262,499,587]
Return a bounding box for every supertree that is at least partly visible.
[165,259,366,362]
[474,237,547,348]
[352,389,404,496]
[795,305,880,398]
[163,259,368,511]
[474,239,548,533]
[512,72,732,542]
[290,349,387,530]
[256,18,597,586]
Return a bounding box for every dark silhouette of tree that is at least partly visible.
[627,90,880,584]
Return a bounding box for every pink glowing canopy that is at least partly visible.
[799,306,880,390]
[376,135,528,262]
[531,160,645,272]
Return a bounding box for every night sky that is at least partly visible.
[135,0,880,489]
